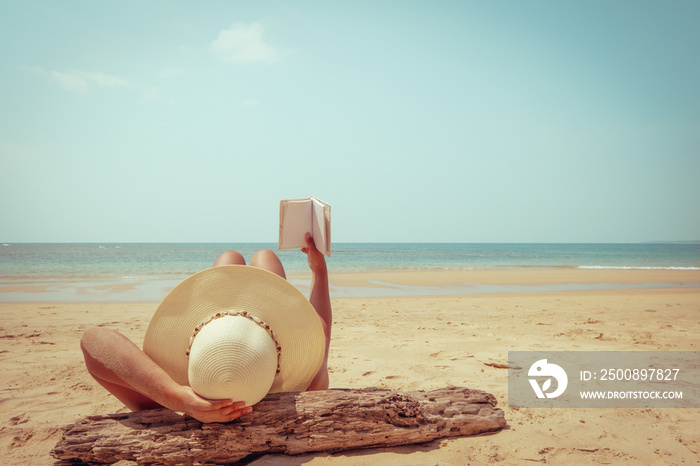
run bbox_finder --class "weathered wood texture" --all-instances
[52,386,506,464]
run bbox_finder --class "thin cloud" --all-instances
[23,66,171,103]
[211,21,278,64]
[50,70,90,94]
[80,71,127,88]
[48,69,128,94]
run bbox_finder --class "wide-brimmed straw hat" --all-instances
[143,265,325,406]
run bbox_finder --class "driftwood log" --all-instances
[52,386,505,464]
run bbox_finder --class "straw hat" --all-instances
[143,265,325,406]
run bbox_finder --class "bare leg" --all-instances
[213,250,246,267]
[250,249,287,279]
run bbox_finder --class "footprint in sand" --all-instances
[10,414,29,426]
[10,429,34,448]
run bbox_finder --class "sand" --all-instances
[1,269,698,465]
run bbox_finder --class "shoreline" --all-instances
[1,268,698,302]
[324,267,700,286]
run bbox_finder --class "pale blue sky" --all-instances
[1,1,698,243]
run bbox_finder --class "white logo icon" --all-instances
[528,359,568,398]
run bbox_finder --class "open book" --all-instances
[278,197,331,257]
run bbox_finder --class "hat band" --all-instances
[186,311,282,375]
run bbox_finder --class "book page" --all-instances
[311,197,331,256]
[278,197,331,256]
[278,198,312,250]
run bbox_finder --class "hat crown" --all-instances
[187,315,278,406]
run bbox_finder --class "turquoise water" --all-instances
[1,243,698,301]
[1,242,698,281]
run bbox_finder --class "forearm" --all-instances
[307,267,332,390]
[81,328,184,409]
[82,327,250,422]
[309,267,332,337]
[118,352,184,411]
[302,232,332,390]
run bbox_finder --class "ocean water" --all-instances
[1,243,698,301]
[1,242,699,282]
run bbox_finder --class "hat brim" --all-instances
[143,265,325,396]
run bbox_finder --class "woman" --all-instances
[80,233,331,423]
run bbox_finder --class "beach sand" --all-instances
[1,269,698,465]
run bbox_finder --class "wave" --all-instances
[578,266,700,271]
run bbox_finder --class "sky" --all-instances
[1,0,699,243]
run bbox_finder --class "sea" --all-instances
[1,243,698,301]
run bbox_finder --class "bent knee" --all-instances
[251,249,286,278]
[251,249,278,262]
[214,250,246,266]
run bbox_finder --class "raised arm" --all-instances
[301,232,332,390]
